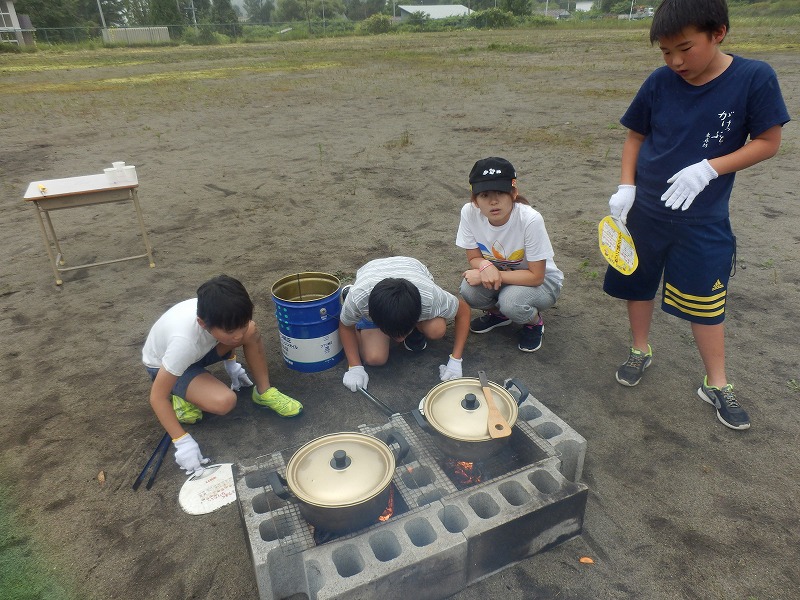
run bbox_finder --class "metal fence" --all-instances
[21,25,184,45]
[14,21,350,46]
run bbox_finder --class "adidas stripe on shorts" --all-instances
[603,207,735,325]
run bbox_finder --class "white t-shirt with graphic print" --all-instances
[456,202,563,284]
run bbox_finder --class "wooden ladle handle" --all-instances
[478,370,512,439]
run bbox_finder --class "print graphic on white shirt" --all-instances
[477,241,525,270]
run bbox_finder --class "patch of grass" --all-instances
[515,126,595,151]
[582,87,634,99]
[330,270,353,284]
[788,379,800,393]
[577,259,599,280]
[1,62,340,95]
[0,484,75,600]
[486,42,547,53]
[385,129,412,149]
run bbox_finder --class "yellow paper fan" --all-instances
[598,215,638,275]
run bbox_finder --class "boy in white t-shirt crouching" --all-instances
[142,275,302,475]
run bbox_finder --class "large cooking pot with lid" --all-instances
[266,430,408,534]
[413,377,529,462]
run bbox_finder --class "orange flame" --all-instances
[444,458,483,485]
[378,485,395,522]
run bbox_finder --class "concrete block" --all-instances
[506,379,587,482]
[443,457,588,584]
[234,385,588,600]
[308,504,468,600]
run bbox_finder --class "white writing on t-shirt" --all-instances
[703,110,734,148]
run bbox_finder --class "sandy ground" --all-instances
[1,26,799,600]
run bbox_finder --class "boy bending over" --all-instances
[143,275,302,474]
[339,256,471,392]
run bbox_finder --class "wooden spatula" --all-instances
[478,370,512,439]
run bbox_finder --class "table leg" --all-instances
[131,189,155,268]
[42,210,65,265]
[33,203,63,285]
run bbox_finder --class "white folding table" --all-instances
[24,172,155,285]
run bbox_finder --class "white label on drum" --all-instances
[279,332,343,363]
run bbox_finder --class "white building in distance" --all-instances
[0,0,24,45]
[397,5,472,20]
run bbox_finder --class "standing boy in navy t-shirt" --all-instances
[603,0,790,430]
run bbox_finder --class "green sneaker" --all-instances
[172,395,202,424]
[252,386,303,417]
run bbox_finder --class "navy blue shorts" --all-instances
[603,206,735,325]
[146,346,232,399]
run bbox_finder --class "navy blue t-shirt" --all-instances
[622,55,790,224]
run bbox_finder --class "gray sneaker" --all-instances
[697,378,750,431]
[615,345,652,387]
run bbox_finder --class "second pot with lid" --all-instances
[267,430,408,534]
[416,377,524,462]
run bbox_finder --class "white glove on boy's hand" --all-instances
[173,433,210,476]
[224,359,253,391]
[342,365,369,392]
[608,184,636,225]
[661,159,718,211]
[438,355,463,382]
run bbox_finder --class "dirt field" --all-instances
[1,25,798,600]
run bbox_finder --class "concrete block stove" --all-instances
[234,382,587,600]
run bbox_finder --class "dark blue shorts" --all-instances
[146,346,232,399]
[603,206,735,325]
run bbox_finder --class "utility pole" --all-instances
[189,0,198,27]
[96,0,107,29]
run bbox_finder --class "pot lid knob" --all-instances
[461,393,479,411]
[330,449,351,470]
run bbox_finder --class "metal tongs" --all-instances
[357,386,398,417]
[132,432,171,490]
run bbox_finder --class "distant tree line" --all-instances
[13,0,798,30]
[14,0,239,28]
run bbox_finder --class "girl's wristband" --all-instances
[479,261,494,272]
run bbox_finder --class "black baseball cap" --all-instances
[469,157,517,194]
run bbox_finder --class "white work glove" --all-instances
[661,159,718,211]
[342,365,369,392]
[608,184,636,225]
[173,433,210,476]
[224,359,253,391]
[438,355,463,382]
